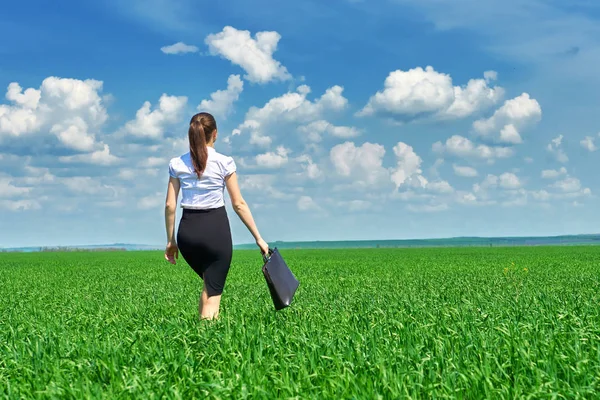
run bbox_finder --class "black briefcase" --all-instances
[262,248,299,310]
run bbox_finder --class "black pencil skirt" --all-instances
[176,206,233,297]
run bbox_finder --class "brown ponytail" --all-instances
[188,112,217,178]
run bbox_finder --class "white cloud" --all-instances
[20,166,55,186]
[297,195,321,212]
[357,66,503,121]
[50,117,97,152]
[138,157,167,168]
[238,174,292,200]
[390,142,425,189]
[63,177,116,196]
[531,190,551,201]
[426,180,454,193]
[242,85,346,125]
[0,177,31,198]
[498,124,522,144]
[6,82,40,110]
[484,71,498,81]
[471,172,521,196]
[298,120,361,140]
[0,199,41,212]
[205,26,291,84]
[472,93,542,144]
[541,167,567,179]
[0,77,109,156]
[232,85,347,147]
[330,141,389,186]
[580,135,597,152]
[59,144,120,166]
[118,169,137,181]
[296,155,322,180]
[255,146,290,168]
[432,135,514,161]
[455,189,498,207]
[197,74,243,119]
[498,172,521,189]
[160,42,199,55]
[429,158,444,178]
[550,177,582,193]
[453,164,478,177]
[138,192,163,210]
[122,93,187,140]
[547,134,568,163]
[407,203,449,213]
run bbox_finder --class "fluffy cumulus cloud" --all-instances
[0,176,32,199]
[550,177,582,193]
[297,195,321,212]
[357,66,503,122]
[472,93,542,144]
[477,173,521,190]
[205,26,291,84]
[295,155,322,180]
[197,74,243,119]
[390,142,426,189]
[297,120,360,141]
[255,146,290,168]
[453,164,478,177]
[329,140,428,193]
[541,167,567,179]
[544,174,591,201]
[330,141,389,187]
[231,84,348,147]
[547,135,568,163]
[432,135,514,162]
[580,134,598,152]
[498,172,521,189]
[121,93,187,140]
[0,77,119,163]
[59,144,120,166]
[453,167,591,208]
[160,42,199,55]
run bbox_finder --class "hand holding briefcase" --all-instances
[262,248,299,310]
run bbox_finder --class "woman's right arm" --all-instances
[225,172,269,255]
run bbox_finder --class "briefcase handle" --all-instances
[262,247,275,263]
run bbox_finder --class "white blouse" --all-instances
[168,147,237,209]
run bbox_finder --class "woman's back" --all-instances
[168,146,236,210]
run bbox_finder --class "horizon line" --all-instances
[2,232,600,250]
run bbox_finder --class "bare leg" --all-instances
[199,281,222,320]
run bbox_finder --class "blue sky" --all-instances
[1,0,599,247]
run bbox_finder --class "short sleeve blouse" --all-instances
[168,147,236,209]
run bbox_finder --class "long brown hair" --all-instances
[188,112,217,178]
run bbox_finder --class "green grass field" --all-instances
[1,247,600,398]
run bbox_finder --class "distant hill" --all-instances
[232,234,600,250]
[2,234,599,253]
[0,243,162,253]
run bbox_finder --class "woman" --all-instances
[164,112,269,320]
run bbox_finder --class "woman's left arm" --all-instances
[164,176,180,264]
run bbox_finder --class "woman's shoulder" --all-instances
[211,148,235,162]
[211,148,237,175]
[169,152,190,164]
[168,152,192,173]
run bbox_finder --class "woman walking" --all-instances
[164,112,269,320]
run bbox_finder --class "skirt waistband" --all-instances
[181,205,225,214]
